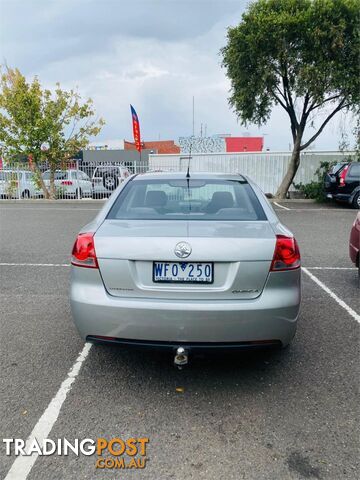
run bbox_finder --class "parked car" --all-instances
[70,172,301,366]
[42,169,92,198]
[349,212,360,286]
[324,161,360,208]
[0,169,42,199]
[91,165,131,198]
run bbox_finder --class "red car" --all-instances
[349,212,360,285]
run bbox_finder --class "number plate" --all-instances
[153,262,213,283]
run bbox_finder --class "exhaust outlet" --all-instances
[174,347,189,368]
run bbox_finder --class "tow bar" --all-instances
[174,347,189,369]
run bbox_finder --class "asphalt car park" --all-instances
[0,201,359,480]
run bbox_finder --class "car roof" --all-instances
[133,171,247,182]
[0,169,29,173]
[95,165,125,168]
[43,169,77,172]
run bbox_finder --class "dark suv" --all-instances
[324,162,360,208]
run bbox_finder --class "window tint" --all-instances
[107,178,266,221]
[349,162,360,177]
[93,166,119,177]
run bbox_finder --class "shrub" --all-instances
[294,161,336,202]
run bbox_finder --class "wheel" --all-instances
[352,192,360,209]
[21,190,30,199]
[76,188,83,199]
[103,174,119,191]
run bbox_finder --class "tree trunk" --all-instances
[275,137,302,199]
[38,170,50,199]
[49,167,56,200]
[29,160,50,199]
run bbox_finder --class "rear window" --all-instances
[107,178,266,221]
[93,166,120,177]
[330,163,347,174]
[42,171,68,180]
[349,162,360,176]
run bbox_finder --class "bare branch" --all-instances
[307,94,343,113]
[300,100,348,150]
[281,64,299,128]
[270,89,288,111]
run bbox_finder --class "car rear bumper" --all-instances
[86,336,282,351]
[327,192,351,203]
[70,267,301,347]
[349,243,359,266]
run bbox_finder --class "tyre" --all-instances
[103,174,119,191]
[352,192,360,209]
[21,190,30,199]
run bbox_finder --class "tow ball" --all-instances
[174,347,189,369]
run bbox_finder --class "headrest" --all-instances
[145,190,167,207]
[209,191,234,208]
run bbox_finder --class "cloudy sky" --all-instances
[0,0,354,150]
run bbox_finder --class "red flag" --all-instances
[130,105,142,152]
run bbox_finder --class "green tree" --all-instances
[221,0,360,198]
[0,67,104,198]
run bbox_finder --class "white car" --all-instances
[0,169,42,199]
[91,165,131,198]
[42,169,92,199]
[70,172,301,366]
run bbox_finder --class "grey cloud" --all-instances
[0,0,353,149]
[1,0,242,71]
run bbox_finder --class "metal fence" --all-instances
[0,150,355,200]
[148,150,356,194]
[0,161,140,200]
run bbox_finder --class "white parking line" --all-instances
[302,267,360,324]
[0,207,99,211]
[4,343,92,480]
[273,202,291,210]
[0,263,69,267]
[279,208,355,212]
[305,266,356,270]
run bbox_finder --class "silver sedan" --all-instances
[70,172,301,363]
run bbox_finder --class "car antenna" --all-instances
[186,137,193,212]
[186,137,192,179]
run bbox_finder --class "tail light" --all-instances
[339,165,349,187]
[61,180,73,186]
[270,235,300,271]
[71,233,98,268]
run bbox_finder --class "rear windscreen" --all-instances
[107,178,267,221]
[330,163,347,174]
[42,171,68,180]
